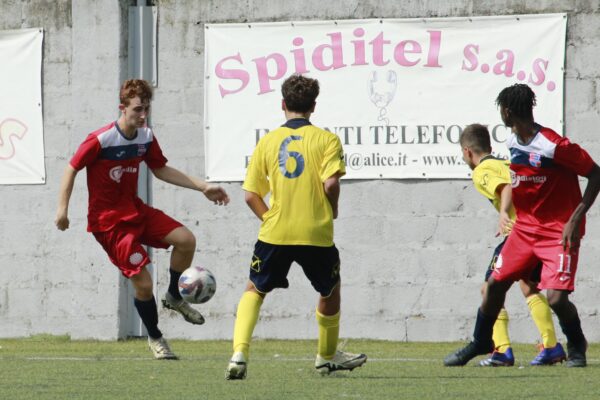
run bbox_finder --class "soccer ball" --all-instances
[178,266,217,304]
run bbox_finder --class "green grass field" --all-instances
[1,336,600,399]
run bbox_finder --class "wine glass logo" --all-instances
[368,70,397,126]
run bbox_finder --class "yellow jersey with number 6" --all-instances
[243,119,345,246]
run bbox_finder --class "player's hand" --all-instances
[202,185,230,206]
[495,212,513,237]
[55,211,70,231]
[561,218,581,250]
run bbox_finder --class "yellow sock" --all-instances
[232,291,263,359]
[527,293,557,348]
[492,308,511,353]
[316,310,340,360]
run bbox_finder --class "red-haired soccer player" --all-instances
[55,79,229,360]
[446,84,600,367]
[225,74,367,380]
[460,123,565,366]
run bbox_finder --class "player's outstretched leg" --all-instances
[162,290,205,325]
[162,227,205,325]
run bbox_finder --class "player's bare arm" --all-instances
[324,172,342,219]
[495,183,514,237]
[55,165,78,231]
[152,165,230,205]
[562,163,600,250]
[244,190,268,221]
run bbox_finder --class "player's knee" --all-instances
[175,229,196,252]
[546,291,568,309]
[133,281,154,299]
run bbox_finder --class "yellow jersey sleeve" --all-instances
[242,140,270,198]
[472,160,509,201]
[320,134,346,182]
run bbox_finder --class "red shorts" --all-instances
[492,227,579,291]
[93,205,182,278]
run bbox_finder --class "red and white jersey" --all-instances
[70,121,168,232]
[507,124,595,238]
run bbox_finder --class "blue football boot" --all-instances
[530,343,567,366]
[479,347,515,367]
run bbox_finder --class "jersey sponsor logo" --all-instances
[511,171,547,188]
[129,252,144,265]
[529,152,542,167]
[109,165,138,183]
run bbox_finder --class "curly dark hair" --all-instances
[119,79,153,105]
[281,74,319,113]
[495,83,536,120]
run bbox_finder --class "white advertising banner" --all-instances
[0,28,45,184]
[204,14,566,180]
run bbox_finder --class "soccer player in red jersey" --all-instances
[55,79,229,359]
[445,84,600,367]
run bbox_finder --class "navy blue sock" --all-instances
[134,297,162,339]
[168,269,183,300]
[473,308,495,350]
[559,315,586,345]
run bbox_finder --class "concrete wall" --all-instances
[1,0,599,343]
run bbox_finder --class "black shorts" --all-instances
[248,240,341,297]
[485,238,541,283]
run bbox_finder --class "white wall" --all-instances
[1,0,599,343]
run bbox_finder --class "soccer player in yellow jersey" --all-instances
[458,123,565,366]
[225,75,367,380]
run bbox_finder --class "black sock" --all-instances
[559,315,586,346]
[168,269,183,300]
[134,297,162,339]
[473,308,495,349]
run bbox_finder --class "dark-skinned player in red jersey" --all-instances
[445,84,600,368]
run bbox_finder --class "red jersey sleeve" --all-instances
[145,135,168,169]
[70,134,101,170]
[553,137,595,176]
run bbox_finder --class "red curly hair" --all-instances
[119,79,153,106]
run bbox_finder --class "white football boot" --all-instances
[226,351,248,380]
[148,336,178,360]
[162,292,205,325]
[315,350,367,375]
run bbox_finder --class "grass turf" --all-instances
[1,336,600,399]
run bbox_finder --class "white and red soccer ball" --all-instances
[178,266,217,304]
